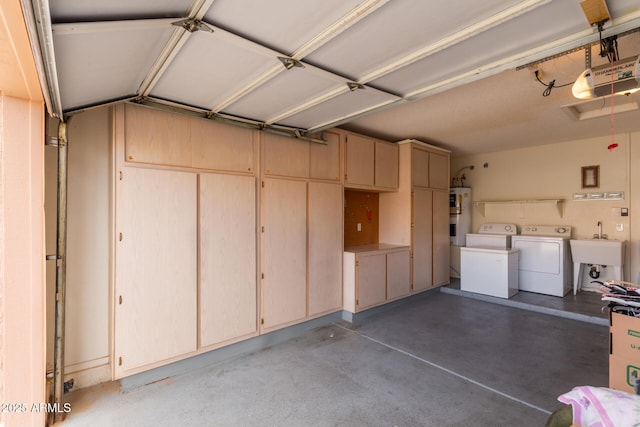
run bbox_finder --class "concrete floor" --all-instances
[60,290,609,426]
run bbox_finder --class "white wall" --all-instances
[452,132,640,283]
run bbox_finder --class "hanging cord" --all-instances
[610,59,616,149]
[534,70,573,97]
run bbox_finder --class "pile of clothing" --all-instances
[595,279,640,317]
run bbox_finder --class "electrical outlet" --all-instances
[616,223,624,232]
[357,223,362,232]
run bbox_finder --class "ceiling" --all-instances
[25,0,640,156]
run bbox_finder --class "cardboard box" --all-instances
[609,312,640,359]
[609,354,640,394]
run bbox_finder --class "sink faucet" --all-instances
[594,221,606,239]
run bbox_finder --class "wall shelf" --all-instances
[474,199,564,217]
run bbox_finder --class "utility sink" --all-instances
[569,239,624,266]
[569,239,625,295]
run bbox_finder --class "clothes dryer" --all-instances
[511,225,572,297]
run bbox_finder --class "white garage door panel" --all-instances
[53,22,175,111]
[150,30,277,110]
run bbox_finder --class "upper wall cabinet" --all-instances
[345,132,375,187]
[411,147,449,190]
[429,152,449,190]
[124,105,192,167]
[344,131,398,191]
[412,148,430,188]
[191,119,254,173]
[309,130,340,181]
[375,139,399,189]
[123,104,256,174]
[263,133,310,178]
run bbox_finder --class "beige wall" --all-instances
[1,0,47,426]
[44,109,112,388]
[452,132,640,282]
[0,95,46,427]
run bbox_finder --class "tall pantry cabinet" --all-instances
[260,132,343,332]
[380,140,450,292]
[114,104,260,378]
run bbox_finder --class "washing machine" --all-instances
[511,225,572,297]
[460,223,519,298]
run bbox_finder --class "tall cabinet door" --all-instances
[432,190,451,285]
[116,167,197,376]
[308,182,343,316]
[199,173,257,347]
[262,179,307,330]
[412,188,433,292]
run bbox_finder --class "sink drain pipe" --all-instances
[589,264,601,279]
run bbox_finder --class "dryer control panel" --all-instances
[521,225,572,238]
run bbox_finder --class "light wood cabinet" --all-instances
[116,167,197,377]
[263,133,310,178]
[191,119,255,173]
[310,131,340,181]
[344,131,399,191]
[429,152,449,190]
[379,140,450,294]
[386,250,412,300]
[412,188,433,292]
[375,139,399,189]
[123,104,257,174]
[261,178,308,331]
[308,182,343,316]
[356,253,387,309]
[412,148,430,188]
[199,173,257,347]
[345,132,375,187]
[432,190,451,285]
[124,105,192,167]
[343,245,411,313]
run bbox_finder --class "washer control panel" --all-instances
[477,223,518,235]
[521,225,572,237]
